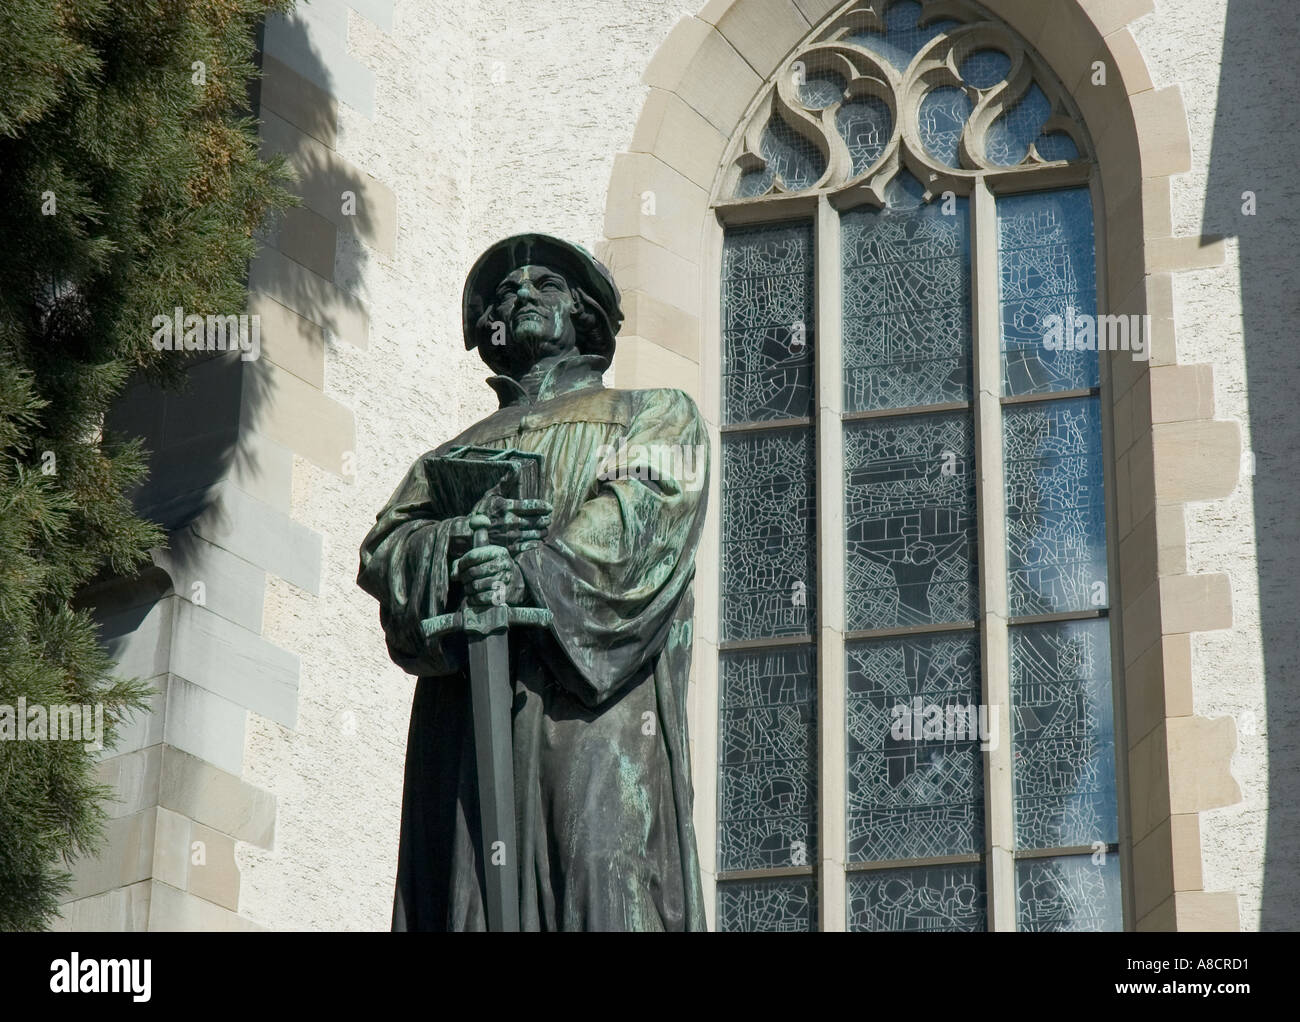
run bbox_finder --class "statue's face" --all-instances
[488,264,578,369]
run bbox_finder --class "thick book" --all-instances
[421,445,546,517]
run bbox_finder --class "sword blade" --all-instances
[467,625,519,932]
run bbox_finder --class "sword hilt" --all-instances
[421,604,553,638]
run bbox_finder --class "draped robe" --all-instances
[357,354,709,931]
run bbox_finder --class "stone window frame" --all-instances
[600,0,1242,931]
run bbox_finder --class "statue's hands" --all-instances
[478,496,553,557]
[452,527,527,608]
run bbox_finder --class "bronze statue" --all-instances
[357,235,709,931]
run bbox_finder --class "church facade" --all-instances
[55,0,1297,931]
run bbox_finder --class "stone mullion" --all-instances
[970,175,1016,931]
[814,194,847,931]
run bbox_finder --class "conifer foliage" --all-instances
[0,0,292,929]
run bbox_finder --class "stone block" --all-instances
[190,479,323,595]
[260,110,396,258]
[159,745,276,849]
[596,236,701,316]
[262,9,375,119]
[153,806,192,892]
[241,359,356,479]
[1158,573,1232,635]
[676,29,765,135]
[65,808,157,902]
[631,88,730,190]
[274,204,338,282]
[162,674,250,776]
[227,429,296,516]
[147,880,262,932]
[168,602,300,729]
[604,152,710,264]
[621,290,701,363]
[1152,420,1241,504]
[1149,364,1214,424]
[1130,88,1193,178]
[1174,890,1241,932]
[1146,235,1227,274]
[153,534,268,635]
[249,247,368,348]
[1078,0,1155,37]
[259,53,337,149]
[706,0,811,80]
[1128,722,1170,843]
[53,881,152,932]
[187,822,241,912]
[1137,895,1177,931]
[613,337,702,401]
[95,745,164,820]
[248,293,326,390]
[1167,715,1240,814]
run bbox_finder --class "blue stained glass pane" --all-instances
[986,82,1053,166]
[1036,131,1079,162]
[841,172,970,411]
[1012,619,1117,849]
[919,86,973,167]
[1016,854,1123,931]
[732,118,826,198]
[997,188,1099,396]
[734,168,771,199]
[846,633,984,862]
[763,117,826,191]
[718,877,816,931]
[844,413,978,630]
[844,2,961,71]
[719,646,817,871]
[848,863,987,931]
[722,222,815,424]
[799,70,847,109]
[960,48,1011,89]
[721,429,816,640]
[836,96,892,177]
[1003,398,1108,616]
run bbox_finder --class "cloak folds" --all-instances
[357,356,709,931]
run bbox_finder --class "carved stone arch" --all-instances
[600,0,1242,931]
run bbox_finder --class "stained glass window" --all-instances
[718,221,818,929]
[841,172,971,412]
[999,192,1120,930]
[848,863,987,931]
[998,188,1098,396]
[844,1,959,71]
[836,97,893,178]
[718,876,817,932]
[1011,619,1117,850]
[719,646,817,870]
[1016,854,1123,931]
[844,413,977,630]
[722,221,816,424]
[846,634,983,862]
[715,1,1121,933]
[1004,398,1108,616]
[918,87,973,168]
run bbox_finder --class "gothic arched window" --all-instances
[715,0,1126,931]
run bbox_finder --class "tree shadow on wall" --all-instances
[96,9,373,617]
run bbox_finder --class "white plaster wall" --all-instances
[236,0,684,930]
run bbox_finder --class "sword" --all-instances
[419,457,551,932]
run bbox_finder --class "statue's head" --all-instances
[463,234,623,378]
